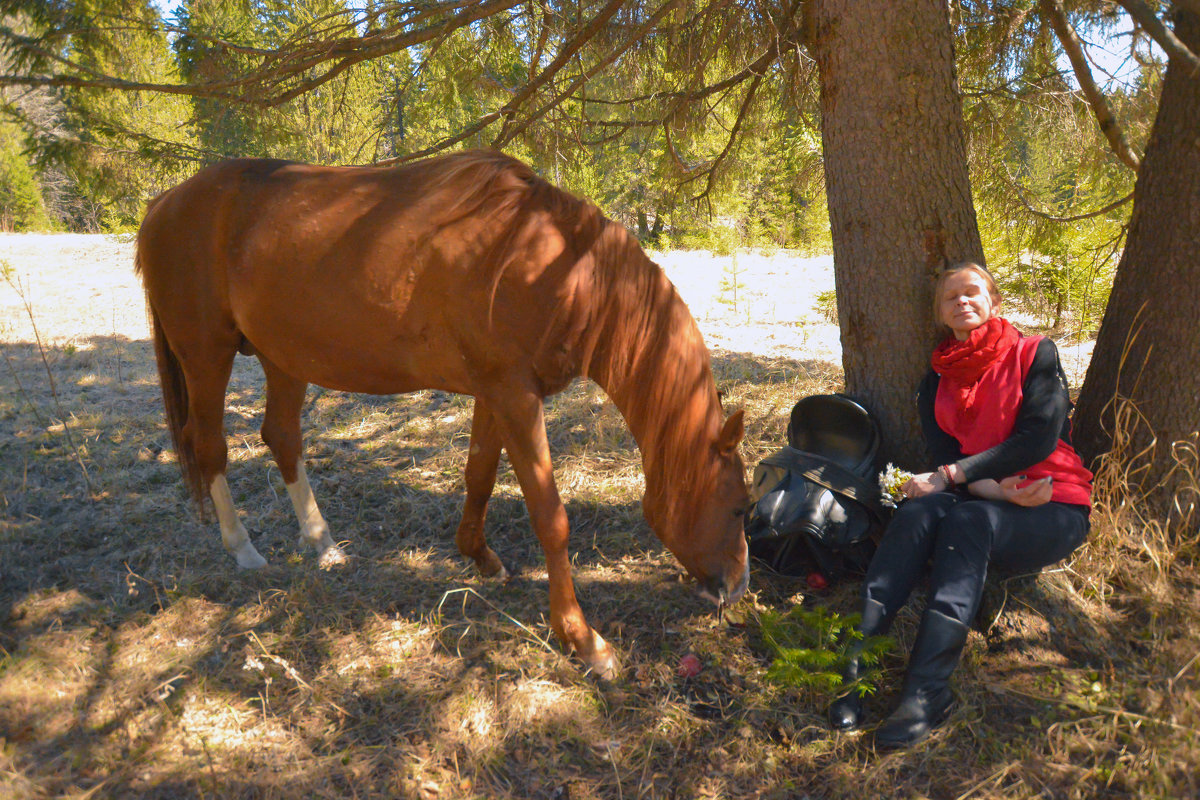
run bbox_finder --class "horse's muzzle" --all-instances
[698,560,749,609]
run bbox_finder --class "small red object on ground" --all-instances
[677,653,702,678]
[806,571,829,591]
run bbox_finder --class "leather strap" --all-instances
[759,446,889,526]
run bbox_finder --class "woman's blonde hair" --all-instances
[932,261,1001,327]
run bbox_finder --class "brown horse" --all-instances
[136,150,749,677]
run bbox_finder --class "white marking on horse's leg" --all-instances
[285,463,331,548]
[210,474,267,569]
[285,463,344,566]
[583,629,618,681]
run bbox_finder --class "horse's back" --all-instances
[136,152,606,397]
[140,153,536,276]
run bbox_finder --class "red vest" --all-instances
[935,335,1092,506]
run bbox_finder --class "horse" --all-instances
[135,149,750,678]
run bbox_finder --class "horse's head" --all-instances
[651,409,750,609]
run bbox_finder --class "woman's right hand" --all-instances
[902,471,947,499]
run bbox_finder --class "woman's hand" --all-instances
[998,475,1053,506]
[968,476,1053,506]
[902,471,947,499]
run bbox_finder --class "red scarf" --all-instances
[930,317,1020,415]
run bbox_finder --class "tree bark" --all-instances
[807,0,984,468]
[1074,6,1200,529]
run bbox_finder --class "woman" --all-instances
[828,261,1093,748]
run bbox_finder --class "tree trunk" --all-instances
[807,0,984,468]
[1073,7,1200,529]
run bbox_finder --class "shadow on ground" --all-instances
[1,334,1187,799]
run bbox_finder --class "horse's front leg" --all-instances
[486,390,617,679]
[455,398,508,579]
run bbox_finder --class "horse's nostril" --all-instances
[721,561,750,606]
[697,575,722,604]
[701,574,735,608]
[697,556,749,608]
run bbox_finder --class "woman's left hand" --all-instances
[996,475,1053,507]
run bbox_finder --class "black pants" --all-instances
[863,492,1090,627]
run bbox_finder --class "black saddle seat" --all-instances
[787,394,879,475]
[745,393,884,579]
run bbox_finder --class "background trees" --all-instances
[1073,3,1200,532]
[1,0,1194,523]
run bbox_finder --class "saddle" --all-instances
[745,394,888,581]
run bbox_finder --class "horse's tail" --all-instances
[138,246,206,515]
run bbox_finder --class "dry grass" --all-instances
[1,235,1198,799]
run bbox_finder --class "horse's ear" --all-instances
[717,409,745,454]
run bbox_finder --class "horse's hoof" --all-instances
[316,543,348,569]
[580,632,619,681]
[233,542,267,569]
[475,548,509,581]
[585,650,619,682]
[300,530,335,553]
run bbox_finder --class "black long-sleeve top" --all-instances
[916,338,1075,482]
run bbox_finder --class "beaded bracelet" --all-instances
[938,463,955,487]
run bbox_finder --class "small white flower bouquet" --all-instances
[878,463,914,508]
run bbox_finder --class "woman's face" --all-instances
[939,269,1000,340]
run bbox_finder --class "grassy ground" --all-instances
[1,239,1197,799]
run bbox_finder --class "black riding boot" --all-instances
[874,608,970,749]
[828,598,891,730]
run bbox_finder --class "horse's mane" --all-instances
[565,218,726,534]
[416,150,538,226]
[407,151,725,531]
[417,150,604,241]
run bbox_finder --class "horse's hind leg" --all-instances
[455,398,508,579]
[182,349,268,569]
[259,357,344,567]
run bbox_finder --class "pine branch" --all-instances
[1004,160,1135,223]
[376,111,503,165]
[0,0,525,105]
[256,0,526,107]
[688,70,765,202]
[491,0,626,146]
[492,0,684,149]
[1113,0,1200,77]
[525,1,551,84]
[1042,0,1141,170]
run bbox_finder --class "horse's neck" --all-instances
[583,246,719,523]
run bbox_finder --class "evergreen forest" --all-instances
[1,1,1163,337]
